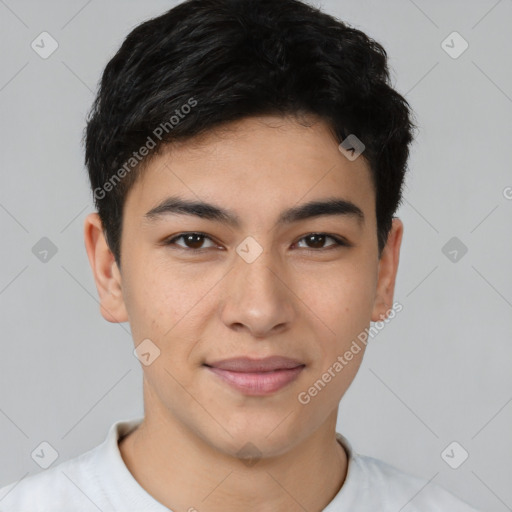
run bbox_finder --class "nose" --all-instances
[220,246,295,338]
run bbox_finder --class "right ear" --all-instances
[83,212,129,323]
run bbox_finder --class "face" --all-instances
[85,114,402,458]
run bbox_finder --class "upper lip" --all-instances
[204,356,305,372]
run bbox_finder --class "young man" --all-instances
[0,0,481,510]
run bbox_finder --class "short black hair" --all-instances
[84,0,417,268]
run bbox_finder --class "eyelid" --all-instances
[294,233,351,249]
[163,232,351,251]
[163,232,221,249]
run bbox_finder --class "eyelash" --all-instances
[162,232,350,253]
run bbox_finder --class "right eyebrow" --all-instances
[144,195,365,229]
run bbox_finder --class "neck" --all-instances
[119,387,348,512]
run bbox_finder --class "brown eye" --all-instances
[295,233,347,250]
[165,233,217,250]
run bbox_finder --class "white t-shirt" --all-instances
[0,416,480,512]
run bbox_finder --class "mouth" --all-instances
[203,356,305,396]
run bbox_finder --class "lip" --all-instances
[204,356,305,396]
[205,355,304,372]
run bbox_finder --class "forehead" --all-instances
[124,115,376,227]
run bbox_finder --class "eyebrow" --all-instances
[144,195,365,228]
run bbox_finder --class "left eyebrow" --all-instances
[278,197,365,227]
[144,195,365,228]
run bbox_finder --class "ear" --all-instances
[371,217,403,322]
[84,212,129,323]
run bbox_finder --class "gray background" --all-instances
[1,0,511,510]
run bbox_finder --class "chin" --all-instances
[206,415,307,459]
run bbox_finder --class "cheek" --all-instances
[119,257,174,343]
[122,257,217,344]
[300,259,377,348]
[296,264,375,409]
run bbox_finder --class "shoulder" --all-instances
[0,446,103,512]
[0,417,144,512]
[334,433,481,512]
[352,452,481,512]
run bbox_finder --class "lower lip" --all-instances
[205,365,305,395]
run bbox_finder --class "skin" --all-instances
[84,114,403,512]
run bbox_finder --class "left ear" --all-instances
[371,217,403,322]
[83,212,129,324]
